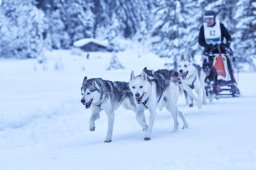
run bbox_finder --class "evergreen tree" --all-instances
[0,0,255,69]
[46,8,69,49]
[177,0,202,56]
[150,0,178,58]
[61,0,95,41]
[233,0,256,70]
[0,0,47,58]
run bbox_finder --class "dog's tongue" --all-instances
[136,94,144,104]
[182,74,186,79]
[182,72,188,79]
[85,99,93,108]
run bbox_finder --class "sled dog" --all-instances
[178,55,207,108]
[202,62,218,101]
[129,69,188,140]
[80,76,136,143]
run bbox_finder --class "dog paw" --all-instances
[104,139,112,143]
[144,137,151,141]
[182,125,188,129]
[89,126,95,131]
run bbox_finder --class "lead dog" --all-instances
[80,77,136,143]
[129,69,188,140]
[178,55,207,108]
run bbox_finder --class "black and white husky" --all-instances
[80,76,136,143]
[202,62,218,102]
[178,55,207,108]
[129,69,188,141]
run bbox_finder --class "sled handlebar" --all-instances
[204,44,233,56]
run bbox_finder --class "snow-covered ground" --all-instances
[0,49,256,170]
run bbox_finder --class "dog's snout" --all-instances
[135,93,140,98]
[81,99,85,104]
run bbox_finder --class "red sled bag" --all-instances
[214,54,226,78]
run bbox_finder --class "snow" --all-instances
[73,38,109,47]
[0,49,256,170]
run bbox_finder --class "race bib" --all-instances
[204,21,221,44]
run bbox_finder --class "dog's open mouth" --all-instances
[85,99,93,109]
[181,71,188,79]
[135,93,144,104]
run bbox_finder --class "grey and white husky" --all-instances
[178,55,207,108]
[129,69,188,141]
[80,76,136,143]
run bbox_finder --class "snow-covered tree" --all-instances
[106,54,124,70]
[0,0,47,58]
[176,0,202,56]
[61,0,95,41]
[233,0,256,71]
[150,1,178,58]
[0,0,255,69]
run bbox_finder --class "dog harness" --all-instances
[142,79,164,109]
[188,77,197,89]
[180,74,197,89]
[142,97,149,109]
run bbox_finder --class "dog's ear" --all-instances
[82,76,87,87]
[180,54,185,61]
[143,67,148,72]
[83,76,87,82]
[130,71,135,80]
[141,71,148,81]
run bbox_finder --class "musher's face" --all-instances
[204,17,215,27]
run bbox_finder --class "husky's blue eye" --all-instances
[139,86,143,89]
[86,92,90,95]
[132,86,135,89]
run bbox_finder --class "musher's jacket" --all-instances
[198,22,231,48]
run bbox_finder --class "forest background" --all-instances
[0,0,255,70]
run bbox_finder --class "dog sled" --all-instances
[202,44,240,98]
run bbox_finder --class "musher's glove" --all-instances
[220,43,226,47]
[206,44,214,51]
